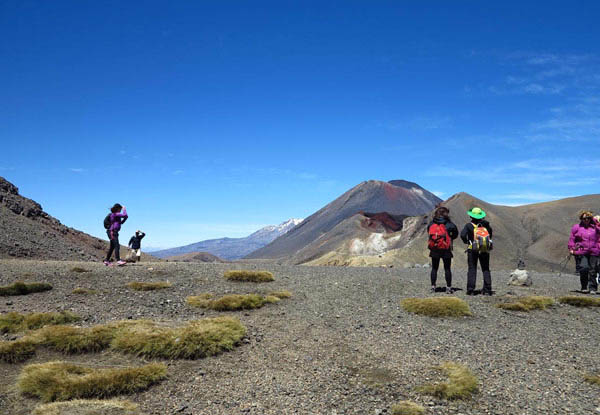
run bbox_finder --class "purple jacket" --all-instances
[568,220,600,256]
[109,208,128,233]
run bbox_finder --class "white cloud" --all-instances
[432,191,445,197]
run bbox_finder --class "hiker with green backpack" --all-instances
[427,206,459,293]
[460,207,493,295]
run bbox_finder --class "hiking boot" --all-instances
[116,260,127,266]
[482,290,493,296]
[103,260,112,266]
[446,287,453,294]
[581,289,590,294]
[430,285,436,293]
[466,290,474,296]
[590,290,598,295]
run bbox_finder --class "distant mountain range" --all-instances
[150,218,303,260]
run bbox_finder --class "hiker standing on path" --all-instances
[128,230,146,262]
[427,206,458,294]
[104,203,128,266]
[568,211,600,294]
[460,207,493,295]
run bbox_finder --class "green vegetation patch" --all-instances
[401,297,472,317]
[558,296,600,307]
[126,281,172,291]
[584,374,600,385]
[72,288,97,295]
[0,311,80,333]
[223,270,274,282]
[0,337,38,363]
[111,317,246,359]
[187,293,267,311]
[0,281,52,296]
[390,401,426,415]
[36,324,118,354]
[18,361,167,402]
[496,296,554,312]
[418,362,478,400]
[70,267,90,273]
[32,399,142,415]
[268,290,292,299]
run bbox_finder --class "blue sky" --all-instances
[2,1,599,249]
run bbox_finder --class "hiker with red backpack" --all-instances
[567,211,600,294]
[104,203,128,266]
[460,207,493,295]
[427,206,459,294]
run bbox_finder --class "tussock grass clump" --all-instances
[111,317,246,359]
[187,294,268,311]
[496,296,554,311]
[0,311,80,333]
[36,324,118,354]
[268,290,292,299]
[401,297,472,317]
[584,374,600,385]
[418,362,478,400]
[0,337,38,363]
[18,361,167,402]
[70,267,90,273]
[126,281,172,291]
[72,288,97,295]
[558,296,600,307]
[224,270,274,282]
[32,399,142,415]
[0,281,52,296]
[390,401,426,415]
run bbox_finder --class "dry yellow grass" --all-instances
[72,288,97,295]
[32,399,142,415]
[187,294,267,311]
[126,281,172,291]
[0,281,52,296]
[401,297,472,317]
[18,361,167,402]
[0,337,38,363]
[495,296,554,311]
[35,324,118,354]
[390,401,426,415]
[223,270,274,282]
[558,296,600,307]
[268,290,292,299]
[0,311,80,333]
[418,362,478,400]
[584,374,600,385]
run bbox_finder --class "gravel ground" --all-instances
[0,259,599,415]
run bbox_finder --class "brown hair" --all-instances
[434,205,450,219]
[579,210,593,220]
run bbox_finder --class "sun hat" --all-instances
[467,207,486,219]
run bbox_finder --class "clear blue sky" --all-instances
[2,1,599,249]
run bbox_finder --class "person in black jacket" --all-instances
[128,230,146,262]
[427,206,459,293]
[460,207,493,295]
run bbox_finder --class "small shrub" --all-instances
[111,317,246,359]
[584,374,600,385]
[390,401,426,415]
[496,296,554,312]
[418,362,478,400]
[32,399,142,415]
[70,267,90,273]
[268,290,292,299]
[187,294,267,311]
[401,297,472,317]
[224,270,274,282]
[0,281,52,296]
[264,295,281,304]
[17,361,167,402]
[127,281,172,291]
[0,337,38,363]
[36,324,118,354]
[72,288,97,294]
[558,296,600,307]
[0,311,80,333]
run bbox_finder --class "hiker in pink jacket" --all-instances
[568,211,600,293]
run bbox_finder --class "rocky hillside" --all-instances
[303,192,600,271]
[0,176,152,261]
[152,219,303,260]
[246,180,441,260]
[165,251,225,263]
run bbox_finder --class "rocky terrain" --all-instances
[165,251,225,263]
[1,259,599,414]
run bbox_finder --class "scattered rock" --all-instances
[507,269,532,286]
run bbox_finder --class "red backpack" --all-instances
[428,223,451,250]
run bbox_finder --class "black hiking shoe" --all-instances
[466,290,474,296]
[446,287,453,294]
[430,285,436,293]
[482,290,493,296]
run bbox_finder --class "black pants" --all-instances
[577,254,598,291]
[431,257,452,287]
[467,250,492,293]
[106,230,120,261]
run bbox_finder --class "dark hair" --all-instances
[434,206,450,219]
[110,203,123,213]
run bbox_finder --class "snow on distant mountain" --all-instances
[151,218,303,260]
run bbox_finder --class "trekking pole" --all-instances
[557,254,572,278]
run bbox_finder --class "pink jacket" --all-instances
[568,219,600,256]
